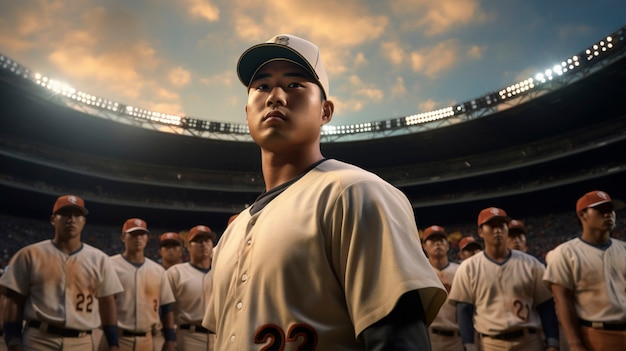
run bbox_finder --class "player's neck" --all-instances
[52,237,82,254]
[261,149,324,190]
[581,228,611,245]
[123,251,145,263]
[428,256,448,270]
[191,257,211,269]
[484,245,509,262]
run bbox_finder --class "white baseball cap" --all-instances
[237,34,329,99]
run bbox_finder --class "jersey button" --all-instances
[241,274,248,282]
[247,239,252,245]
[230,335,236,342]
[237,302,243,309]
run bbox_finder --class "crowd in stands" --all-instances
[2,207,624,272]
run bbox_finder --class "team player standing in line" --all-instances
[105,218,176,351]
[422,226,463,351]
[457,236,483,261]
[448,207,560,351]
[543,190,626,351]
[0,195,123,351]
[203,33,446,350]
[167,225,215,350]
[506,219,528,252]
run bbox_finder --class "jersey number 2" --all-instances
[254,323,318,351]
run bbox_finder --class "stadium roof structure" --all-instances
[1,25,625,143]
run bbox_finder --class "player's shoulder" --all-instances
[511,249,543,265]
[143,257,167,271]
[317,159,385,184]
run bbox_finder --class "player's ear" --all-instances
[321,100,334,125]
[50,214,55,226]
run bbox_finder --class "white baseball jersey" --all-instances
[448,250,552,335]
[0,240,123,330]
[204,159,446,351]
[166,262,212,325]
[430,262,460,331]
[109,255,175,332]
[543,237,626,322]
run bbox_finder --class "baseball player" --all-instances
[203,34,447,350]
[0,194,123,351]
[448,207,560,351]
[153,232,183,351]
[422,225,463,351]
[506,219,528,252]
[158,232,184,270]
[543,190,626,351]
[107,218,176,351]
[457,235,483,261]
[166,225,215,350]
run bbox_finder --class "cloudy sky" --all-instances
[1,0,624,126]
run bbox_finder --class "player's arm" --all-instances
[159,303,176,351]
[359,290,430,351]
[536,298,560,351]
[3,289,26,351]
[456,302,476,351]
[98,294,120,351]
[550,283,587,351]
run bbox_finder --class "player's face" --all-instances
[506,233,527,252]
[423,236,449,258]
[160,243,182,263]
[122,230,149,252]
[579,203,617,232]
[189,235,214,263]
[245,60,333,152]
[478,218,509,248]
[459,245,482,260]
[50,208,86,240]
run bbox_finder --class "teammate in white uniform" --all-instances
[506,219,528,252]
[422,226,463,351]
[0,195,122,351]
[448,207,560,351]
[203,33,446,351]
[543,190,626,351]
[167,225,215,350]
[107,218,176,351]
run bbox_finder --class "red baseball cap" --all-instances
[422,225,447,241]
[52,195,89,215]
[160,232,182,246]
[477,207,511,226]
[509,219,526,234]
[459,236,482,251]
[122,218,149,233]
[576,190,625,213]
[188,225,216,242]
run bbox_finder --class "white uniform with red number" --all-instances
[109,255,175,333]
[543,237,626,323]
[203,159,446,351]
[167,263,213,350]
[448,250,552,334]
[0,240,123,350]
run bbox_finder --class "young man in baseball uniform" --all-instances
[448,207,560,351]
[203,33,447,350]
[457,236,483,262]
[422,226,463,351]
[0,195,123,351]
[107,218,176,351]
[159,233,184,270]
[506,219,528,252]
[543,190,626,351]
[167,225,215,350]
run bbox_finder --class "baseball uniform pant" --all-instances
[580,327,626,351]
[118,331,153,351]
[152,329,164,351]
[23,325,93,351]
[428,328,463,351]
[479,329,543,351]
[176,328,213,351]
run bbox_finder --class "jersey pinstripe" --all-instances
[166,262,211,325]
[448,250,552,334]
[204,159,446,351]
[0,240,123,330]
[543,237,626,322]
[109,255,175,332]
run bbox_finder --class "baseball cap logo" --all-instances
[134,219,143,226]
[67,196,79,205]
[597,191,609,200]
[490,208,500,215]
[274,36,290,46]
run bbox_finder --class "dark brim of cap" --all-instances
[54,204,89,215]
[480,215,511,226]
[462,243,483,251]
[589,199,626,210]
[424,232,447,241]
[160,239,181,246]
[237,43,319,89]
